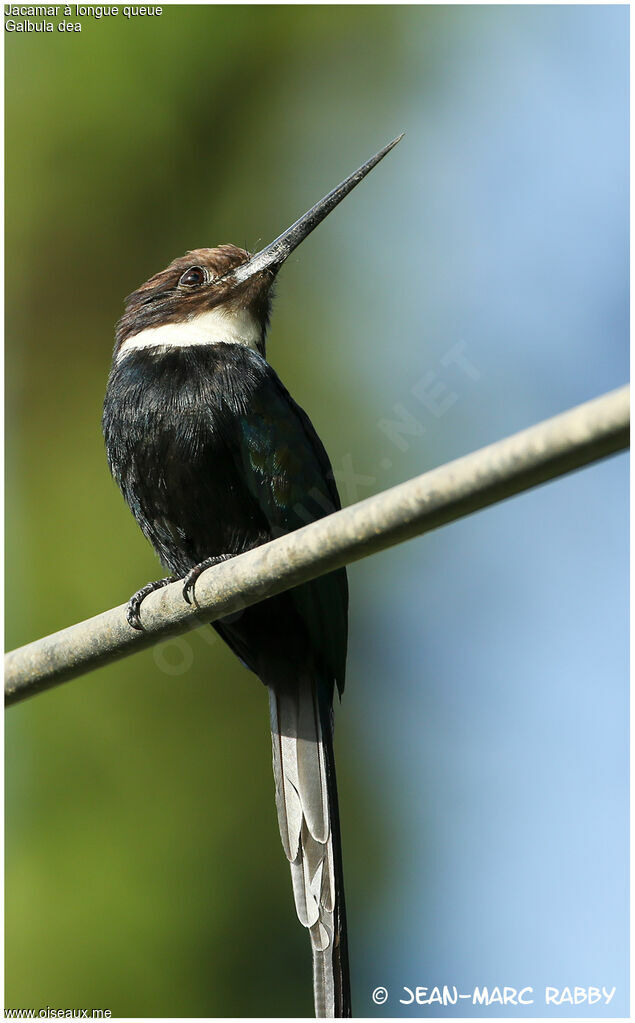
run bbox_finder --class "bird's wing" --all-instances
[233,367,348,696]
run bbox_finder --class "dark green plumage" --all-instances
[236,374,348,700]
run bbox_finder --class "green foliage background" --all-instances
[5,6,416,1017]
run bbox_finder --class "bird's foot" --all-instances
[182,554,235,605]
[126,576,175,631]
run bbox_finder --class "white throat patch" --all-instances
[117,306,261,362]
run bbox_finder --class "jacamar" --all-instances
[102,135,402,1017]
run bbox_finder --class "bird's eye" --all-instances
[179,265,208,287]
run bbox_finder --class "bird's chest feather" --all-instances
[103,345,272,568]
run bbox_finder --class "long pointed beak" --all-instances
[229,134,404,286]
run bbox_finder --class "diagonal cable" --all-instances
[5,384,629,707]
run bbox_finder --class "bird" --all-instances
[102,135,402,1018]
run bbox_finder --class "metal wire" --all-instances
[5,384,629,707]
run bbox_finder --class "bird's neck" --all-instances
[117,305,263,362]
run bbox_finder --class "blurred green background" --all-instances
[6,5,628,1019]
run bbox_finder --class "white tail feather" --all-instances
[269,678,340,1015]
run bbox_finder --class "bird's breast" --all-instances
[103,344,272,571]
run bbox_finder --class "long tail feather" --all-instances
[269,675,351,1018]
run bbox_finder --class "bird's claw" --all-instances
[126,600,144,632]
[126,576,174,631]
[182,554,233,605]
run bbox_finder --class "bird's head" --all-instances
[115,244,272,359]
[114,134,403,363]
